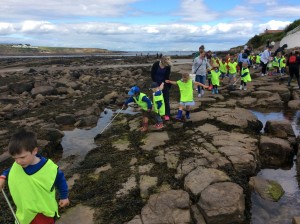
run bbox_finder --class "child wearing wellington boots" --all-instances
[123,86,152,132]
[165,73,208,121]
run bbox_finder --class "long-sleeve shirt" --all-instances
[151,61,171,88]
[260,49,272,64]
[124,94,152,110]
[192,56,211,76]
[1,154,68,199]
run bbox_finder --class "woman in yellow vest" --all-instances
[165,73,208,120]
[240,62,252,91]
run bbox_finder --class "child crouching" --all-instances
[165,73,208,120]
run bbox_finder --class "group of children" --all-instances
[0,54,253,224]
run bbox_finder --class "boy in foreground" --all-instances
[0,129,69,224]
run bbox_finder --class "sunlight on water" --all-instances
[250,110,300,224]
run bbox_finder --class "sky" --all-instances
[0,0,299,52]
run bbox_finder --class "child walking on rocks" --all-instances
[123,86,153,132]
[240,62,252,90]
[165,73,208,120]
[150,82,165,130]
[0,129,70,224]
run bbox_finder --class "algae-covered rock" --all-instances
[249,176,285,202]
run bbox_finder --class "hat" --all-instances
[128,86,140,96]
[150,82,159,89]
[199,45,205,49]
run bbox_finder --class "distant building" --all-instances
[280,25,300,49]
[263,29,283,34]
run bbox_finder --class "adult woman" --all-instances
[192,51,211,97]
[260,45,273,76]
[151,55,172,121]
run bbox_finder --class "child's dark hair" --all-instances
[8,129,37,155]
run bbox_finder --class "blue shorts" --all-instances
[179,101,195,107]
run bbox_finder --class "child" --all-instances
[123,86,152,132]
[165,73,208,120]
[227,57,238,84]
[210,64,222,94]
[240,62,252,91]
[0,129,69,224]
[150,82,165,129]
[279,54,286,76]
[219,57,228,83]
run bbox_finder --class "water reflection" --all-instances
[250,110,300,224]
[60,107,138,158]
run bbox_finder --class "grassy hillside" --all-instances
[247,19,300,49]
[0,45,113,55]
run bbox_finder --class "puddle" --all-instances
[60,107,138,159]
[250,110,300,223]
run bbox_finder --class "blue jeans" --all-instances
[195,75,206,93]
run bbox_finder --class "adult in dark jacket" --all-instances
[287,51,300,88]
[151,55,172,120]
[274,44,288,58]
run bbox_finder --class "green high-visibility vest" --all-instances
[211,70,221,86]
[241,67,252,82]
[8,159,59,224]
[177,79,193,102]
[133,92,149,111]
[153,91,165,116]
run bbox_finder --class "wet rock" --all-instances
[116,175,137,198]
[8,80,34,94]
[184,167,230,196]
[55,113,76,125]
[140,190,191,224]
[205,107,262,132]
[38,127,64,144]
[56,205,94,224]
[293,217,300,224]
[264,120,295,138]
[31,85,54,97]
[249,176,284,201]
[139,175,158,198]
[0,96,19,104]
[141,132,169,151]
[191,205,206,224]
[75,115,98,127]
[256,85,290,103]
[259,136,294,166]
[256,93,283,108]
[221,145,258,174]
[197,182,245,224]
[251,90,273,99]
[288,100,300,109]
[126,215,143,224]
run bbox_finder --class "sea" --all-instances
[0,51,196,59]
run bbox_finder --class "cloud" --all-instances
[0,0,141,20]
[177,0,219,22]
[248,0,278,6]
[0,23,15,35]
[258,20,291,32]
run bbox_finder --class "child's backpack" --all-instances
[289,55,296,64]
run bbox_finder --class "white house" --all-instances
[280,25,300,49]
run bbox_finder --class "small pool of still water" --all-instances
[60,107,138,158]
[250,110,300,224]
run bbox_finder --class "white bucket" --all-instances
[189,73,196,81]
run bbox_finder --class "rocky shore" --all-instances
[0,55,300,224]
